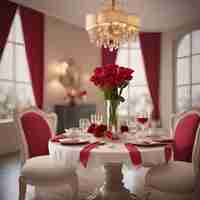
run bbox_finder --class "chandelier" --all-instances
[86,0,140,51]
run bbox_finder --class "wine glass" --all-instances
[90,113,103,125]
[136,111,149,133]
[79,118,90,133]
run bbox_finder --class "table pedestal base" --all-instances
[87,164,140,200]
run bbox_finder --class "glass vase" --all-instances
[106,99,119,138]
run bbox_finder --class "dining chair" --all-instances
[144,110,200,200]
[14,107,78,200]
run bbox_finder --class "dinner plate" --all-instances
[130,141,169,147]
[59,138,90,145]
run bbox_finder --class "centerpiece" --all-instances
[90,64,134,137]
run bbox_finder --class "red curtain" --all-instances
[139,32,161,121]
[19,6,44,109]
[101,47,118,65]
[0,1,17,60]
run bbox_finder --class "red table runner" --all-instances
[79,142,99,167]
[125,143,142,165]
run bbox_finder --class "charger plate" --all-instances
[59,138,90,145]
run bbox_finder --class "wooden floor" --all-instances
[0,152,148,200]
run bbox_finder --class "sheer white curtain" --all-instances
[116,39,152,119]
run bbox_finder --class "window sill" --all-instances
[0,118,13,123]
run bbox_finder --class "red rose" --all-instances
[87,123,97,134]
[79,90,87,97]
[94,124,107,137]
[90,64,134,89]
[120,125,129,133]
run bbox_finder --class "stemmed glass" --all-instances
[79,118,90,133]
[90,113,103,125]
[136,111,149,133]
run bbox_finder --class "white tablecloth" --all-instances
[49,139,169,169]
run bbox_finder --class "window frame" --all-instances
[175,29,200,112]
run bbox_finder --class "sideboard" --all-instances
[55,104,96,132]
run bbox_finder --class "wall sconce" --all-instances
[59,61,68,76]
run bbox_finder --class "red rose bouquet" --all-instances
[90,64,134,134]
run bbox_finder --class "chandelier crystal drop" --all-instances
[86,0,140,51]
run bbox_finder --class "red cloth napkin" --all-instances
[79,142,99,167]
[164,144,173,163]
[125,143,142,165]
[106,131,120,140]
[51,134,66,142]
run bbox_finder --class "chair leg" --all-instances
[70,173,79,200]
[19,176,27,200]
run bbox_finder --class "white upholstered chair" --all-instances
[14,107,78,200]
[145,110,200,200]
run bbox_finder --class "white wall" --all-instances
[44,16,104,112]
[160,21,200,129]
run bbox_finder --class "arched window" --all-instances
[0,10,35,119]
[116,39,152,119]
[176,30,200,112]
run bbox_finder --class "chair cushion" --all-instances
[174,113,200,162]
[21,112,52,158]
[21,156,75,186]
[145,161,195,194]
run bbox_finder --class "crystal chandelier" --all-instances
[86,0,140,51]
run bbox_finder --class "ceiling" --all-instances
[11,0,200,32]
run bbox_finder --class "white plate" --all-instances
[59,138,90,145]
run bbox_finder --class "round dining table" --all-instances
[49,134,172,200]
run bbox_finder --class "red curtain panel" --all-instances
[139,32,161,121]
[0,0,17,60]
[19,6,44,109]
[101,47,118,66]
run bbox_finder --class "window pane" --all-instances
[192,30,200,54]
[176,86,190,112]
[120,38,140,49]
[177,34,191,58]
[16,84,35,107]
[129,49,146,85]
[192,55,200,83]
[192,85,200,107]
[0,43,13,80]
[24,85,35,106]
[14,12,24,44]
[177,58,190,85]
[0,81,15,115]
[129,86,151,116]
[16,46,30,82]
[16,83,25,106]
[116,49,128,67]
[7,20,15,42]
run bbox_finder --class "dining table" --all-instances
[48,130,172,200]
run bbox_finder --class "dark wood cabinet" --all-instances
[55,104,96,132]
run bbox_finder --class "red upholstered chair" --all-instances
[145,110,200,200]
[15,107,78,200]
